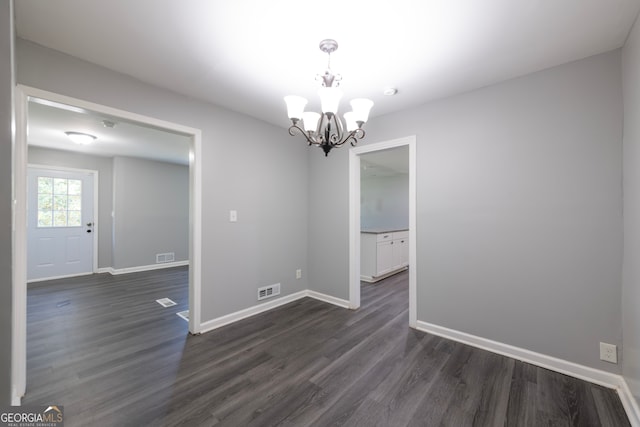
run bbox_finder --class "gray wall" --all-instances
[622,13,640,402]
[309,50,624,372]
[0,0,14,406]
[16,39,309,322]
[112,156,188,269]
[28,146,114,269]
[361,174,409,231]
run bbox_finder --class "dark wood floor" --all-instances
[24,267,629,426]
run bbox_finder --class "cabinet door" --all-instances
[376,240,394,276]
[391,239,403,270]
[399,237,409,267]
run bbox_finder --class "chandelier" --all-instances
[284,39,374,156]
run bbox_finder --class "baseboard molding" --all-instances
[416,320,640,425]
[11,388,21,406]
[618,378,640,427]
[98,260,189,275]
[199,290,308,334]
[27,271,93,283]
[199,289,351,334]
[415,321,620,388]
[306,290,351,308]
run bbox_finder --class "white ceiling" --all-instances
[28,99,191,164]
[15,0,640,160]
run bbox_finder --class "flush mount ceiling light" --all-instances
[65,131,97,145]
[284,39,374,156]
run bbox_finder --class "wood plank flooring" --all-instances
[24,268,630,426]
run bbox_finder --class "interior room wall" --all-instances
[112,156,188,269]
[308,50,624,373]
[0,0,14,406]
[622,13,640,402]
[27,146,114,269]
[16,39,309,323]
[361,174,409,231]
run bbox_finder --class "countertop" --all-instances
[361,228,409,234]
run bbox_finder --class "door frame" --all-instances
[12,85,203,404]
[349,135,417,326]
[27,164,99,281]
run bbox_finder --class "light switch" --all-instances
[229,210,237,222]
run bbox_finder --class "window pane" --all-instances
[53,195,67,211]
[37,211,52,227]
[68,210,82,227]
[68,195,81,211]
[38,177,53,194]
[36,176,85,228]
[54,178,68,195]
[37,194,52,211]
[53,210,67,227]
[68,179,82,196]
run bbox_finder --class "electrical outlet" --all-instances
[599,342,617,363]
[296,269,302,279]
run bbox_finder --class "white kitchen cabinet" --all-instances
[361,230,409,282]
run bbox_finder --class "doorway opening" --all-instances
[349,136,417,326]
[12,85,203,405]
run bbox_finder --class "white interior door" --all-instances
[27,167,95,281]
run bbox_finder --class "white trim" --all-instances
[619,378,640,427]
[27,272,93,284]
[189,127,203,334]
[27,164,100,276]
[12,85,204,405]
[97,260,189,275]
[306,290,351,308]
[199,291,308,333]
[199,289,351,334]
[12,84,27,406]
[419,320,640,425]
[8,1,18,406]
[416,320,640,424]
[416,320,620,388]
[349,136,417,326]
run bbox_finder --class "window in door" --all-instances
[36,176,82,228]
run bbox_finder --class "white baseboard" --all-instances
[11,388,21,406]
[27,271,93,283]
[199,289,351,334]
[416,320,640,426]
[199,290,308,333]
[416,320,620,388]
[98,260,189,275]
[618,378,640,427]
[306,290,351,308]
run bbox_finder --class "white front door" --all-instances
[27,167,95,281]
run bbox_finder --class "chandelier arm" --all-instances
[327,114,343,145]
[288,123,320,146]
[337,128,365,147]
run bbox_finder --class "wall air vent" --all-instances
[257,283,281,301]
[156,252,175,263]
